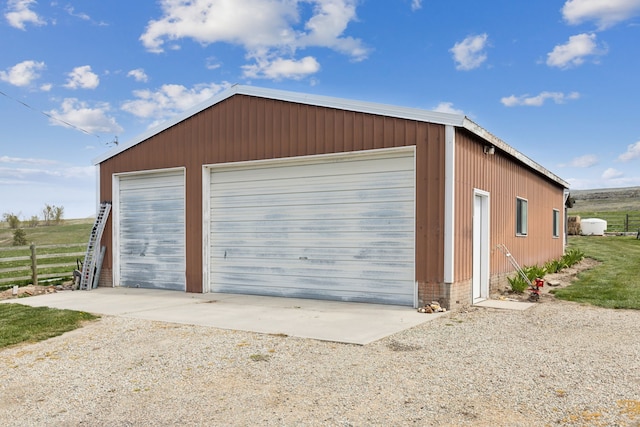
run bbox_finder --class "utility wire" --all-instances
[0,89,117,145]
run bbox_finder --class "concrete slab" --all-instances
[0,288,446,345]
[474,299,535,311]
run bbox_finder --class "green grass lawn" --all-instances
[553,235,640,309]
[0,304,98,349]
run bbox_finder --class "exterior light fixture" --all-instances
[483,145,495,155]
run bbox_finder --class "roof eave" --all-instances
[462,118,569,189]
[91,85,569,190]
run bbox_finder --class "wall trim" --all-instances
[111,167,186,289]
[444,125,455,284]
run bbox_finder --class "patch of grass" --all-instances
[552,236,640,309]
[249,353,271,362]
[0,304,98,349]
[0,219,93,248]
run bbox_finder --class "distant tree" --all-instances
[3,212,20,229]
[43,204,54,225]
[12,228,27,246]
[28,215,40,228]
[54,205,64,224]
[42,204,64,225]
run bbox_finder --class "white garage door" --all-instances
[118,170,185,290]
[208,150,415,305]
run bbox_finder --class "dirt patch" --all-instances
[495,257,600,303]
[0,283,75,300]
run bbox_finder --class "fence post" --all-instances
[626,214,630,233]
[30,243,38,286]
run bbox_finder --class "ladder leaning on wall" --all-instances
[79,202,111,290]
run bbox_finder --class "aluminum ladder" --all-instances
[79,202,111,290]
[496,244,533,288]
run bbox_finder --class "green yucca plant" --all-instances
[563,248,585,267]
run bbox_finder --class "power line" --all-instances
[0,89,117,145]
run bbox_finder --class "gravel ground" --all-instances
[1,299,639,426]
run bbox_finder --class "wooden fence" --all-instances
[0,243,85,288]
[607,213,640,233]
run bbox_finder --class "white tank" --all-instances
[581,218,607,236]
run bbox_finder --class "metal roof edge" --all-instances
[91,86,569,190]
[462,118,569,189]
[232,85,467,127]
[92,85,466,165]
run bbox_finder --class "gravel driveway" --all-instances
[1,299,639,426]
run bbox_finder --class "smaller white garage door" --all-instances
[118,170,185,290]
[208,150,415,305]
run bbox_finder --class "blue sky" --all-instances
[1,0,640,219]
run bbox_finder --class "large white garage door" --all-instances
[208,150,415,306]
[118,170,185,290]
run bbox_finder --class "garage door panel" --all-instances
[212,246,414,262]
[120,271,186,290]
[209,152,415,306]
[212,261,413,282]
[119,171,185,291]
[212,155,411,184]
[212,230,413,243]
[211,222,413,234]
[211,188,412,209]
[120,222,185,235]
[212,171,413,199]
[211,201,414,223]
[121,243,184,259]
[211,274,413,305]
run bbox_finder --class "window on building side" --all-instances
[553,209,560,238]
[516,197,528,236]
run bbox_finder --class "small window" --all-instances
[516,197,528,236]
[553,209,560,238]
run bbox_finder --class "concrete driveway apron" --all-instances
[1,287,445,345]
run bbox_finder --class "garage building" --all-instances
[93,85,569,309]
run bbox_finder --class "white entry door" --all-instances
[207,149,416,306]
[472,190,490,302]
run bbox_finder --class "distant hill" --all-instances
[569,186,640,213]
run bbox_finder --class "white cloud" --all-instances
[0,155,57,165]
[242,56,320,80]
[411,0,422,11]
[127,68,149,83]
[121,82,230,122]
[450,33,489,71]
[562,0,640,30]
[139,0,368,80]
[432,102,464,115]
[64,5,90,21]
[64,65,100,89]
[602,168,624,179]
[546,33,606,69]
[5,0,46,30]
[501,91,580,107]
[560,154,598,168]
[296,0,368,61]
[618,141,640,161]
[40,82,52,91]
[206,57,221,70]
[47,98,123,134]
[0,60,45,87]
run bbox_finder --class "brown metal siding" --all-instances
[453,129,565,283]
[99,95,446,293]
